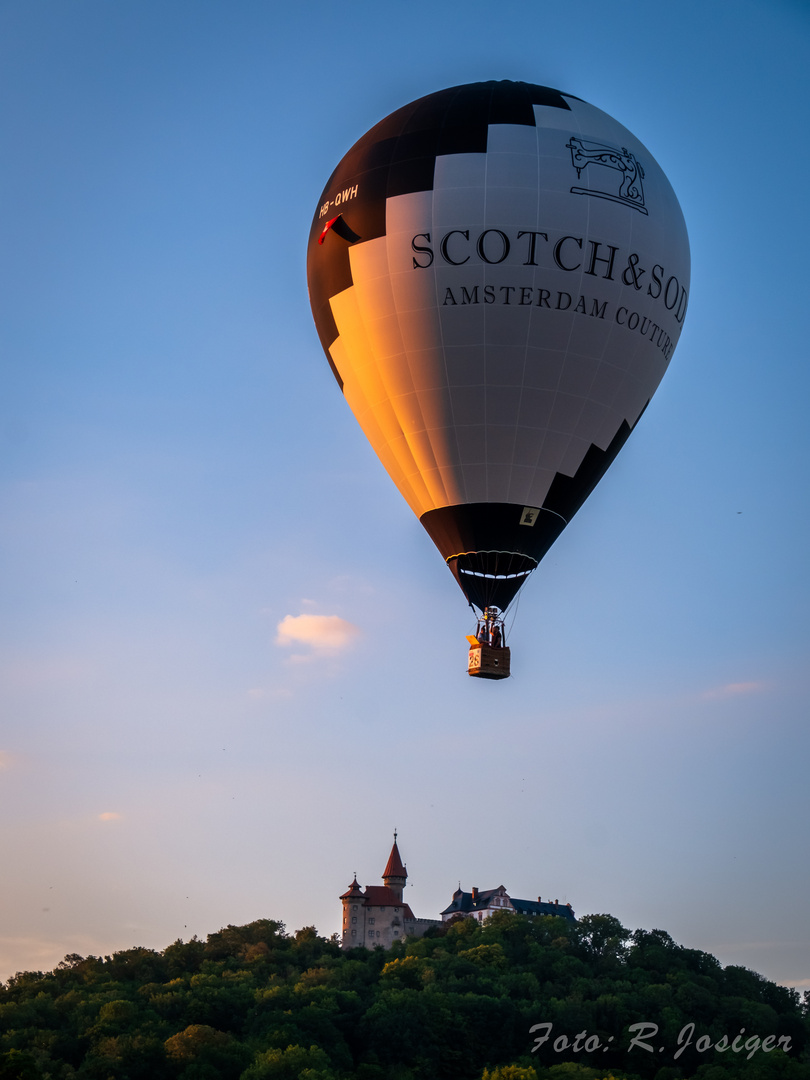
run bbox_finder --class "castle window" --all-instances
[351,930,356,936]
[394,907,399,912]
[368,930,374,938]
[394,929,399,936]
[376,931,380,937]
[352,917,357,924]
[369,918,375,925]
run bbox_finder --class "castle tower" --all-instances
[339,874,365,948]
[381,831,407,902]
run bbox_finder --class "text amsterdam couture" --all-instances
[410,226,688,362]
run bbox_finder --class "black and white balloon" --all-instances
[307,81,690,613]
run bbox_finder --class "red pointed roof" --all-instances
[340,875,364,899]
[362,886,414,918]
[382,837,407,880]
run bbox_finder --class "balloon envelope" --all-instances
[307,81,689,612]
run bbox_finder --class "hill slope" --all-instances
[1,912,807,1079]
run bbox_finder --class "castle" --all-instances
[339,834,440,948]
[440,885,576,923]
[340,835,575,949]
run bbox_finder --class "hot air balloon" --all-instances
[307,81,689,679]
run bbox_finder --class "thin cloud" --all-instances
[0,656,94,690]
[97,812,121,822]
[0,751,12,771]
[283,652,319,666]
[0,934,106,983]
[274,614,360,653]
[246,686,293,700]
[701,681,766,700]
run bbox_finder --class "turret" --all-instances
[339,874,365,948]
[381,832,407,902]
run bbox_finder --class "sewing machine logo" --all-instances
[566,137,647,215]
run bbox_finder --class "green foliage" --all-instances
[482,1065,538,1080]
[0,1048,42,1079]
[0,914,807,1080]
[241,1042,335,1080]
[164,1023,232,1060]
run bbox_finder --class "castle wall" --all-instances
[405,917,442,939]
[341,901,441,950]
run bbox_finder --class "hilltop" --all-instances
[1,911,808,1079]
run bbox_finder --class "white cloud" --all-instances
[274,614,360,653]
[701,681,766,700]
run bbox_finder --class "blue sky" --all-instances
[1,0,809,992]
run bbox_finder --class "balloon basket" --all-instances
[467,643,511,680]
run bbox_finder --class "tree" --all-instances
[240,1043,336,1080]
[0,1049,41,1080]
[575,915,630,962]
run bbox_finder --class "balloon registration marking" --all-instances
[306,81,690,678]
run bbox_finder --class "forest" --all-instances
[1,911,808,1080]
